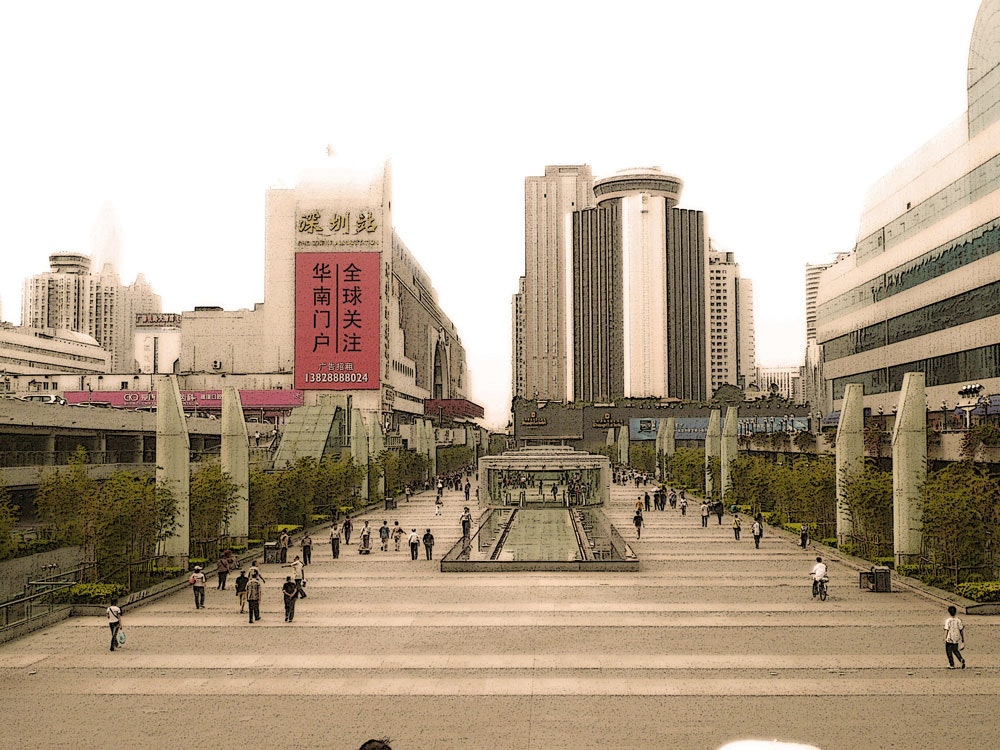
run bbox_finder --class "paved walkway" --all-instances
[1,483,998,750]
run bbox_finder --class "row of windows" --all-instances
[818,218,1000,326]
[831,343,1000,399]
[823,279,1000,361]
[855,151,1000,265]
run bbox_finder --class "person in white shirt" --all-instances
[106,598,123,652]
[944,605,966,669]
[408,529,420,560]
[810,557,828,597]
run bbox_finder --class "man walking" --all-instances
[633,510,643,540]
[408,528,420,560]
[216,553,231,590]
[234,570,249,614]
[329,523,341,559]
[732,515,742,540]
[301,532,312,565]
[379,521,391,552]
[944,605,967,669]
[422,528,435,560]
[342,517,353,545]
[751,517,763,548]
[189,565,206,609]
[460,507,473,539]
[282,576,299,622]
[246,570,262,623]
[106,598,123,652]
[700,501,710,528]
[282,555,307,598]
[279,530,290,563]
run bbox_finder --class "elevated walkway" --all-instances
[272,405,341,466]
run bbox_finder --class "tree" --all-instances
[189,461,240,543]
[34,446,99,555]
[629,443,656,474]
[95,473,177,575]
[665,448,705,493]
[841,461,893,559]
[0,478,18,561]
[921,460,1000,581]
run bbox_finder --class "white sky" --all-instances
[0,1,984,428]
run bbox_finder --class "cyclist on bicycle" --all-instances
[810,556,828,597]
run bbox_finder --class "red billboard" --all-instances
[294,252,380,390]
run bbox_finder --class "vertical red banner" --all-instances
[294,252,381,390]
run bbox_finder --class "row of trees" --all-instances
[651,446,1000,582]
[249,455,365,534]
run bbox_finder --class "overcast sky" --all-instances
[0,1,983,428]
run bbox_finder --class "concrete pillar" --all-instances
[130,434,143,464]
[617,424,630,466]
[221,386,249,541]
[44,433,56,466]
[426,419,438,478]
[351,409,370,501]
[892,372,927,565]
[96,433,107,464]
[836,383,864,546]
[368,412,385,499]
[156,375,190,562]
[662,418,676,458]
[721,406,738,501]
[606,428,615,451]
[705,410,721,498]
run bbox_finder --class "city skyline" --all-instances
[0,1,981,428]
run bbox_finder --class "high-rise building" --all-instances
[21,252,161,372]
[709,246,756,393]
[571,168,708,402]
[512,276,526,404]
[815,0,1000,416]
[520,165,595,400]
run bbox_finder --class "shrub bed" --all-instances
[955,581,1000,602]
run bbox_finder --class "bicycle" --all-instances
[813,575,829,601]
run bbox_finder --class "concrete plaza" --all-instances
[1,482,998,750]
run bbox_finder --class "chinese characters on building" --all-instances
[295,208,380,248]
[295,252,380,390]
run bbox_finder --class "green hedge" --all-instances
[15,538,62,557]
[70,583,128,605]
[955,581,1000,602]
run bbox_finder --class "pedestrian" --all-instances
[216,553,231,590]
[405,485,412,503]
[700,501,710,528]
[633,510,643,539]
[751,518,763,549]
[330,523,341,559]
[254,429,261,447]
[282,576,299,622]
[715,501,724,525]
[643,492,651,512]
[422,528,435,560]
[279,530,290,563]
[189,565,206,609]
[435,495,443,515]
[944,605,967,669]
[460,506,472,539]
[800,523,809,549]
[635,495,643,513]
[379,521,391,552]
[234,570,249,614]
[301,532,312,565]
[282,555,307,598]
[732,515,742,541]
[247,559,265,583]
[679,496,687,516]
[246,570,262,623]
[106,598,123,652]
[360,521,372,553]
[343,516,353,545]
[464,480,471,503]
[391,521,404,551]
[408,528,420,560]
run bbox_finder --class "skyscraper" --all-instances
[519,165,595,400]
[571,168,708,402]
[21,252,161,372]
[709,246,755,392]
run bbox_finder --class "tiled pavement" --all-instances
[1,483,998,750]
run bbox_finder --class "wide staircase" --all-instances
[2,484,999,750]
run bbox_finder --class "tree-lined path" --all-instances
[1,482,998,749]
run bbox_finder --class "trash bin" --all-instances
[384,498,397,510]
[263,542,279,564]
[872,565,891,592]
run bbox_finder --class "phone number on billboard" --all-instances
[304,372,370,384]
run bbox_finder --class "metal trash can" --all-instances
[872,565,891,592]
[384,498,397,510]
[263,541,279,564]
